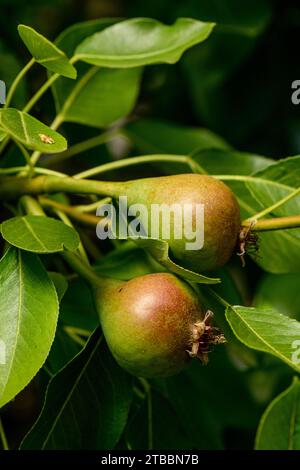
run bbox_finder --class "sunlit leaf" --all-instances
[18,24,76,79]
[1,215,80,253]
[0,247,59,407]
[226,305,300,372]
[0,108,67,153]
[75,18,215,68]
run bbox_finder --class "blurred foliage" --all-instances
[1,0,300,157]
[1,0,300,451]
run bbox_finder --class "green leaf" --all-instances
[20,330,132,450]
[0,108,67,153]
[255,378,300,450]
[55,18,121,56]
[226,305,300,372]
[18,25,76,79]
[48,272,68,302]
[0,247,59,408]
[186,351,260,430]
[75,18,215,68]
[53,19,142,128]
[125,118,229,155]
[94,242,157,280]
[156,373,223,449]
[246,157,300,274]
[125,388,192,450]
[1,215,80,254]
[57,66,142,128]
[253,155,300,188]
[55,18,120,58]
[218,162,300,274]
[132,237,220,284]
[60,278,98,331]
[46,328,80,375]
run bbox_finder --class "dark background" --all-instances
[1,0,300,158]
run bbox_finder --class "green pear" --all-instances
[94,272,223,378]
[113,174,240,272]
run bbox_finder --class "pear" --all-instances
[94,272,223,378]
[114,174,240,272]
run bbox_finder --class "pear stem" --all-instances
[242,215,300,231]
[39,196,102,227]
[0,175,124,200]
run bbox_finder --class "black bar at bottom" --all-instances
[0,450,299,466]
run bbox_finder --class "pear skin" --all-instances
[94,273,206,377]
[119,174,240,272]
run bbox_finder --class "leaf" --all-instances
[156,373,223,449]
[52,19,142,128]
[1,215,80,254]
[217,162,300,274]
[255,377,300,450]
[46,328,80,375]
[0,108,67,153]
[131,237,220,284]
[60,278,98,331]
[253,155,300,188]
[55,18,120,57]
[20,330,132,450]
[18,25,76,79]
[48,272,68,301]
[226,305,300,372]
[94,242,157,280]
[75,18,215,68]
[186,350,260,430]
[245,157,300,274]
[0,247,59,408]
[125,388,192,450]
[57,66,142,128]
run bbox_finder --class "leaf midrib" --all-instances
[38,55,62,64]
[1,250,23,401]
[18,110,29,144]
[22,218,48,251]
